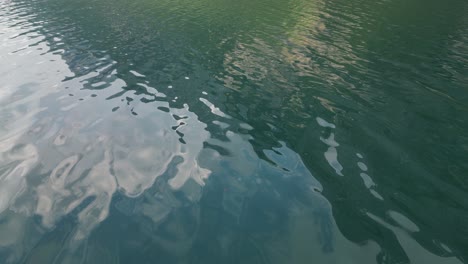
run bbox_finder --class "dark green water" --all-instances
[0,0,467,263]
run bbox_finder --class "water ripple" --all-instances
[1,0,467,263]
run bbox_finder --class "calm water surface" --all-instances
[0,0,467,263]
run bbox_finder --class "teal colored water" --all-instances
[0,0,467,263]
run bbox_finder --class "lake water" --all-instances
[0,0,467,263]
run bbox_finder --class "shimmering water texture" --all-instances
[1,0,467,263]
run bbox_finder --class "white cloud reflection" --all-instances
[0,16,211,249]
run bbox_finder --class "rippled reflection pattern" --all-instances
[0,0,467,263]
